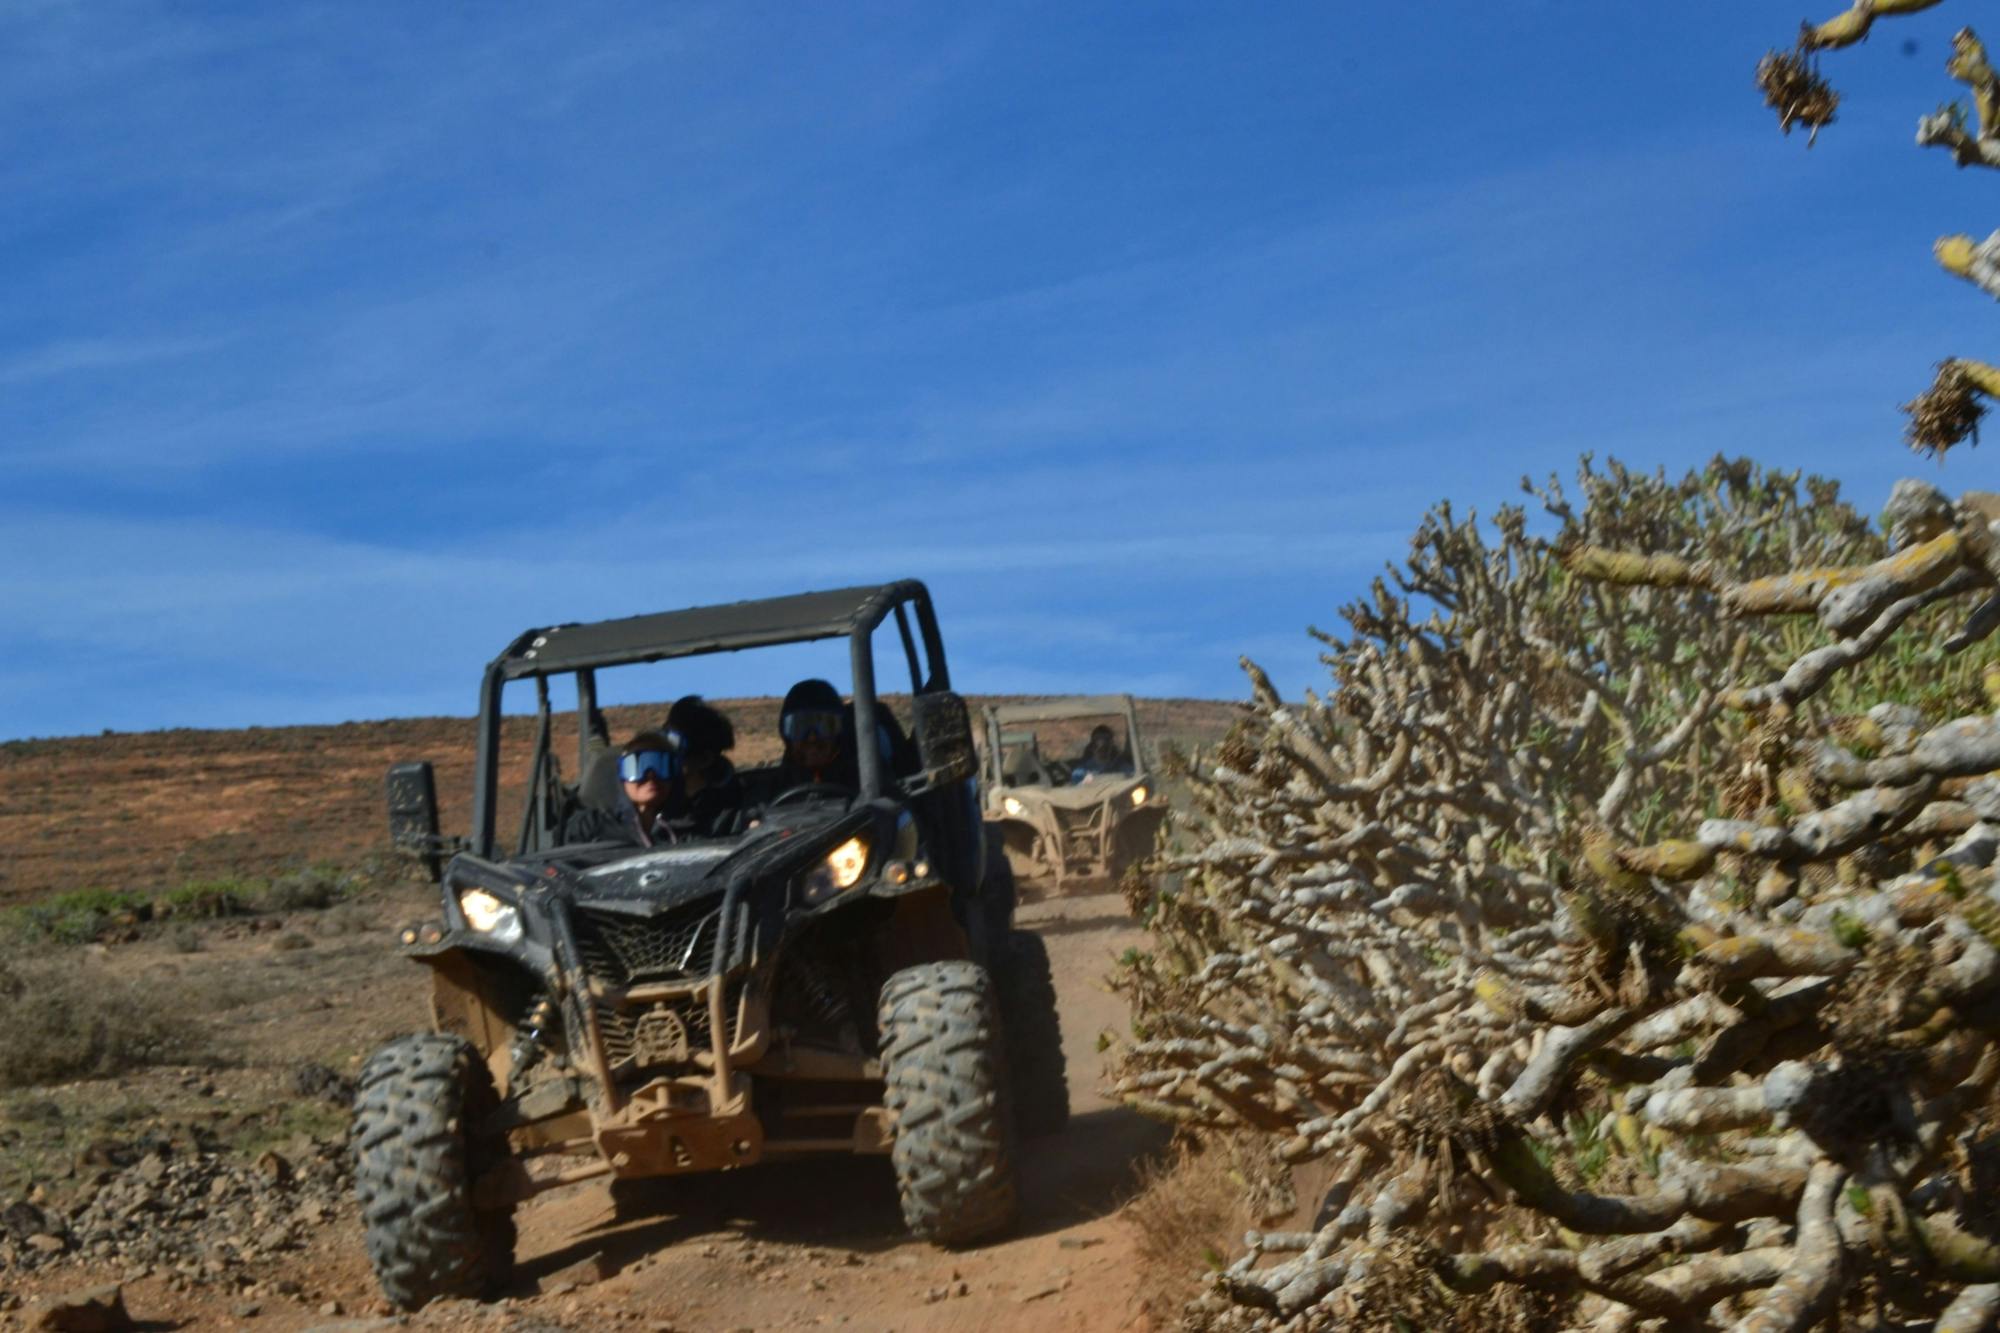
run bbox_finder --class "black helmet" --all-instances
[666,695,735,761]
[780,679,845,745]
[780,678,841,717]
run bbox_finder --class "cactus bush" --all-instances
[1117,459,2000,1330]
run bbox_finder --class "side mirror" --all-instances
[386,761,443,882]
[911,691,977,785]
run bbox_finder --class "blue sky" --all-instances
[4,2,1998,739]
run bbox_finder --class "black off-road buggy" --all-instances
[357,582,1066,1310]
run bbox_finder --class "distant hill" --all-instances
[0,696,1242,904]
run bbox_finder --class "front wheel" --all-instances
[877,961,1018,1245]
[352,1034,517,1309]
[1109,808,1166,882]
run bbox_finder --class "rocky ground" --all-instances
[0,890,1166,1332]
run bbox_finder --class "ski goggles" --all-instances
[780,708,845,743]
[617,745,682,784]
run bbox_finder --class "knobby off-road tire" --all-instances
[877,961,1019,1246]
[997,929,1069,1139]
[352,1034,517,1309]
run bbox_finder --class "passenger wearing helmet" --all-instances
[665,695,746,836]
[562,730,699,847]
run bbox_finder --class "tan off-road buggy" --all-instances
[979,695,1167,893]
[357,583,1066,1310]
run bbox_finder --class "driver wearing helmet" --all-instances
[772,678,851,791]
[1073,723,1129,777]
[562,731,693,847]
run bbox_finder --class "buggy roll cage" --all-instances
[470,580,951,859]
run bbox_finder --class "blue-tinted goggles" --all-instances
[617,748,682,784]
[781,708,845,743]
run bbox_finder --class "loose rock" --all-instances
[31,1282,132,1332]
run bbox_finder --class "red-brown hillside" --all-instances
[0,697,1241,904]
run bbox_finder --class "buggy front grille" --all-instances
[595,981,742,1074]
[571,902,721,986]
[1053,804,1109,864]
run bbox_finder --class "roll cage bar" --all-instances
[470,581,950,858]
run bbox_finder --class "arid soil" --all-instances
[0,889,1163,1332]
[0,697,1237,904]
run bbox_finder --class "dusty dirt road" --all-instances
[3,892,1167,1332]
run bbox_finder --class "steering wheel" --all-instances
[767,782,854,807]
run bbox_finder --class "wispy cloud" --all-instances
[0,335,226,388]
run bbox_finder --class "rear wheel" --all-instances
[997,930,1068,1138]
[352,1034,516,1309]
[877,961,1018,1245]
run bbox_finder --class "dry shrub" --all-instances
[1758,42,1839,143]
[266,863,352,911]
[309,904,373,937]
[1125,1135,1272,1326]
[0,952,214,1088]
[1903,359,1987,458]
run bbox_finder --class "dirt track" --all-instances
[2,891,1166,1332]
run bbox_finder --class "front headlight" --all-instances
[803,834,872,904]
[826,835,869,889]
[1130,785,1149,807]
[458,887,523,945]
[1002,796,1025,817]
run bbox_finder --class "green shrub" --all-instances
[161,877,259,919]
[265,864,349,912]
[0,888,149,946]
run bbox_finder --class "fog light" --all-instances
[886,862,911,885]
[914,860,931,879]
[399,926,419,945]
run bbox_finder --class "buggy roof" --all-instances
[496,581,927,679]
[986,695,1137,725]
